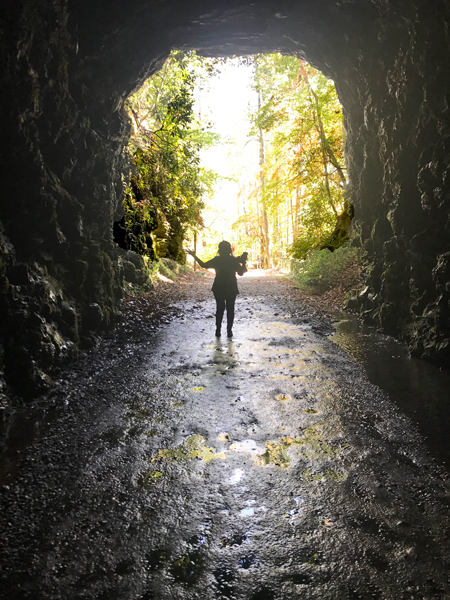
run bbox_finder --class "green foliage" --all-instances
[122,192,157,257]
[233,54,348,266]
[122,51,219,262]
[288,186,337,260]
[291,243,360,294]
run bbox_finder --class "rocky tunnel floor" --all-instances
[1,272,450,600]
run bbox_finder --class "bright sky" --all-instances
[195,59,260,244]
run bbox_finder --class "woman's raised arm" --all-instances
[186,249,215,269]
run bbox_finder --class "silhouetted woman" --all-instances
[188,241,247,338]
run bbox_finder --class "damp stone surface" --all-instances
[1,273,449,599]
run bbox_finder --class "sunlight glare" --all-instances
[196,59,259,246]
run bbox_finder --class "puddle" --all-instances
[239,507,255,517]
[258,440,291,467]
[283,497,305,522]
[283,507,302,521]
[228,468,245,484]
[138,435,226,487]
[277,424,340,460]
[331,314,450,467]
[151,435,226,464]
[229,439,264,454]
[239,422,342,470]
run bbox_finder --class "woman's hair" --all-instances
[218,240,232,256]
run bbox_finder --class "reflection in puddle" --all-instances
[255,421,342,469]
[229,468,245,484]
[228,422,342,470]
[331,314,450,467]
[151,434,226,464]
[240,507,255,517]
[258,440,291,468]
[275,393,291,402]
[230,439,264,454]
[283,507,302,522]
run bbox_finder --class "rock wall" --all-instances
[1,0,450,398]
[0,0,127,395]
[344,4,450,365]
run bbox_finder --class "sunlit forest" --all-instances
[115,50,353,272]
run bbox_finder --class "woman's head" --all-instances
[218,240,232,256]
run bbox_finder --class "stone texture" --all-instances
[1,0,450,397]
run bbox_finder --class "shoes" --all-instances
[215,329,221,337]
[227,329,233,338]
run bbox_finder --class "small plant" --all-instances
[291,242,360,294]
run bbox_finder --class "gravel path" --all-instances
[1,271,450,600]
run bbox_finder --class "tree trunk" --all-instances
[258,91,273,269]
[294,185,301,236]
[320,143,338,217]
[309,86,347,189]
[193,232,197,272]
[300,65,343,216]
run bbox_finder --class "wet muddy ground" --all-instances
[1,272,450,600]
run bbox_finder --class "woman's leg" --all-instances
[215,295,226,336]
[225,296,236,337]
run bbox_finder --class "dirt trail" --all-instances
[1,272,450,600]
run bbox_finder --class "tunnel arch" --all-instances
[1,0,450,396]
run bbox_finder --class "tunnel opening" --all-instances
[114,50,354,287]
[1,0,450,400]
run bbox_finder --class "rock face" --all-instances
[1,0,450,396]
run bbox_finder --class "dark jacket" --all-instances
[203,254,244,297]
